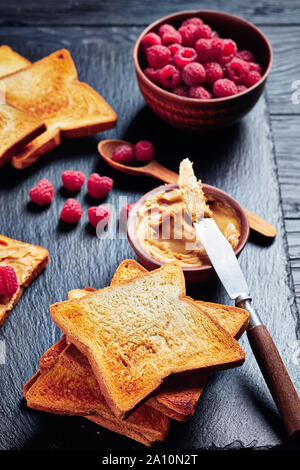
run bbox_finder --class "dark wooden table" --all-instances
[0,0,299,452]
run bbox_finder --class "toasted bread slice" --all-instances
[69,259,249,421]
[23,337,169,446]
[0,45,31,78]
[0,103,46,168]
[50,262,245,418]
[0,235,49,326]
[0,49,117,169]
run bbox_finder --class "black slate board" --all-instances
[0,26,299,451]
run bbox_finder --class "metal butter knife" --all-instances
[194,217,300,439]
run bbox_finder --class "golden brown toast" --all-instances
[23,336,170,447]
[50,262,246,418]
[70,259,249,421]
[0,45,31,77]
[0,235,49,326]
[0,49,117,169]
[0,103,46,168]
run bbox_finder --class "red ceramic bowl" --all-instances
[127,183,250,283]
[133,10,273,131]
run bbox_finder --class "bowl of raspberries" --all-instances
[133,10,273,130]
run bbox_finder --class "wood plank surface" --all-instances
[0,24,298,450]
[0,0,300,26]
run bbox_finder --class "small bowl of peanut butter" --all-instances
[127,183,249,283]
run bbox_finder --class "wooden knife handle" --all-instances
[247,325,300,439]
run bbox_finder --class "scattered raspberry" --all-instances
[213,78,238,97]
[168,43,183,56]
[226,58,250,84]
[237,84,248,93]
[112,145,135,165]
[188,86,211,99]
[61,170,85,192]
[173,85,189,97]
[0,266,19,297]
[249,62,262,74]
[236,50,255,62]
[141,32,161,49]
[173,47,198,69]
[161,30,182,46]
[178,24,199,46]
[60,199,82,224]
[204,61,223,84]
[143,67,161,85]
[182,62,206,87]
[159,64,181,89]
[88,206,111,229]
[181,17,203,27]
[219,39,237,65]
[87,174,113,199]
[145,45,171,69]
[158,23,177,37]
[244,70,262,87]
[195,38,224,62]
[29,178,54,205]
[194,24,212,39]
[120,203,135,225]
[135,141,155,162]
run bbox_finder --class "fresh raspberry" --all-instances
[188,86,211,99]
[195,38,224,62]
[181,17,203,27]
[143,67,161,85]
[213,78,238,98]
[141,32,161,49]
[145,45,171,69]
[29,178,54,205]
[120,203,135,225]
[193,24,212,39]
[88,206,111,228]
[112,145,135,165]
[173,85,189,97]
[168,43,183,56]
[0,266,19,297]
[173,47,198,69]
[182,62,206,86]
[237,84,248,93]
[236,50,255,62]
[87,173,113,199]
[244,70,262,87]
[219,39,237,65]
[211,30,220,38]
[204,61,223,84]
[159,64,181,89]
[161,30,182,46]
[158,23,177,37]
[178,24,199,46]
[135,141,155,163]
[249,62,262,74]
[226,58,250,84]
[60,199,82,224]
[61,170,85,192]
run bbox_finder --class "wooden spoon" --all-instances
[98,139,277,239]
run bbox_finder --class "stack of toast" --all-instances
[0,45,117,169]
[23,260,249,446]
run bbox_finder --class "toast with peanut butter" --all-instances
[70,259,249,421]
[23,336,170,446]
[0,49,117,169]
[0,235,49,326]
[50,262,246,418]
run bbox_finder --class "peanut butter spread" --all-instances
[136,188,241,267]
[0,235,48,314]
